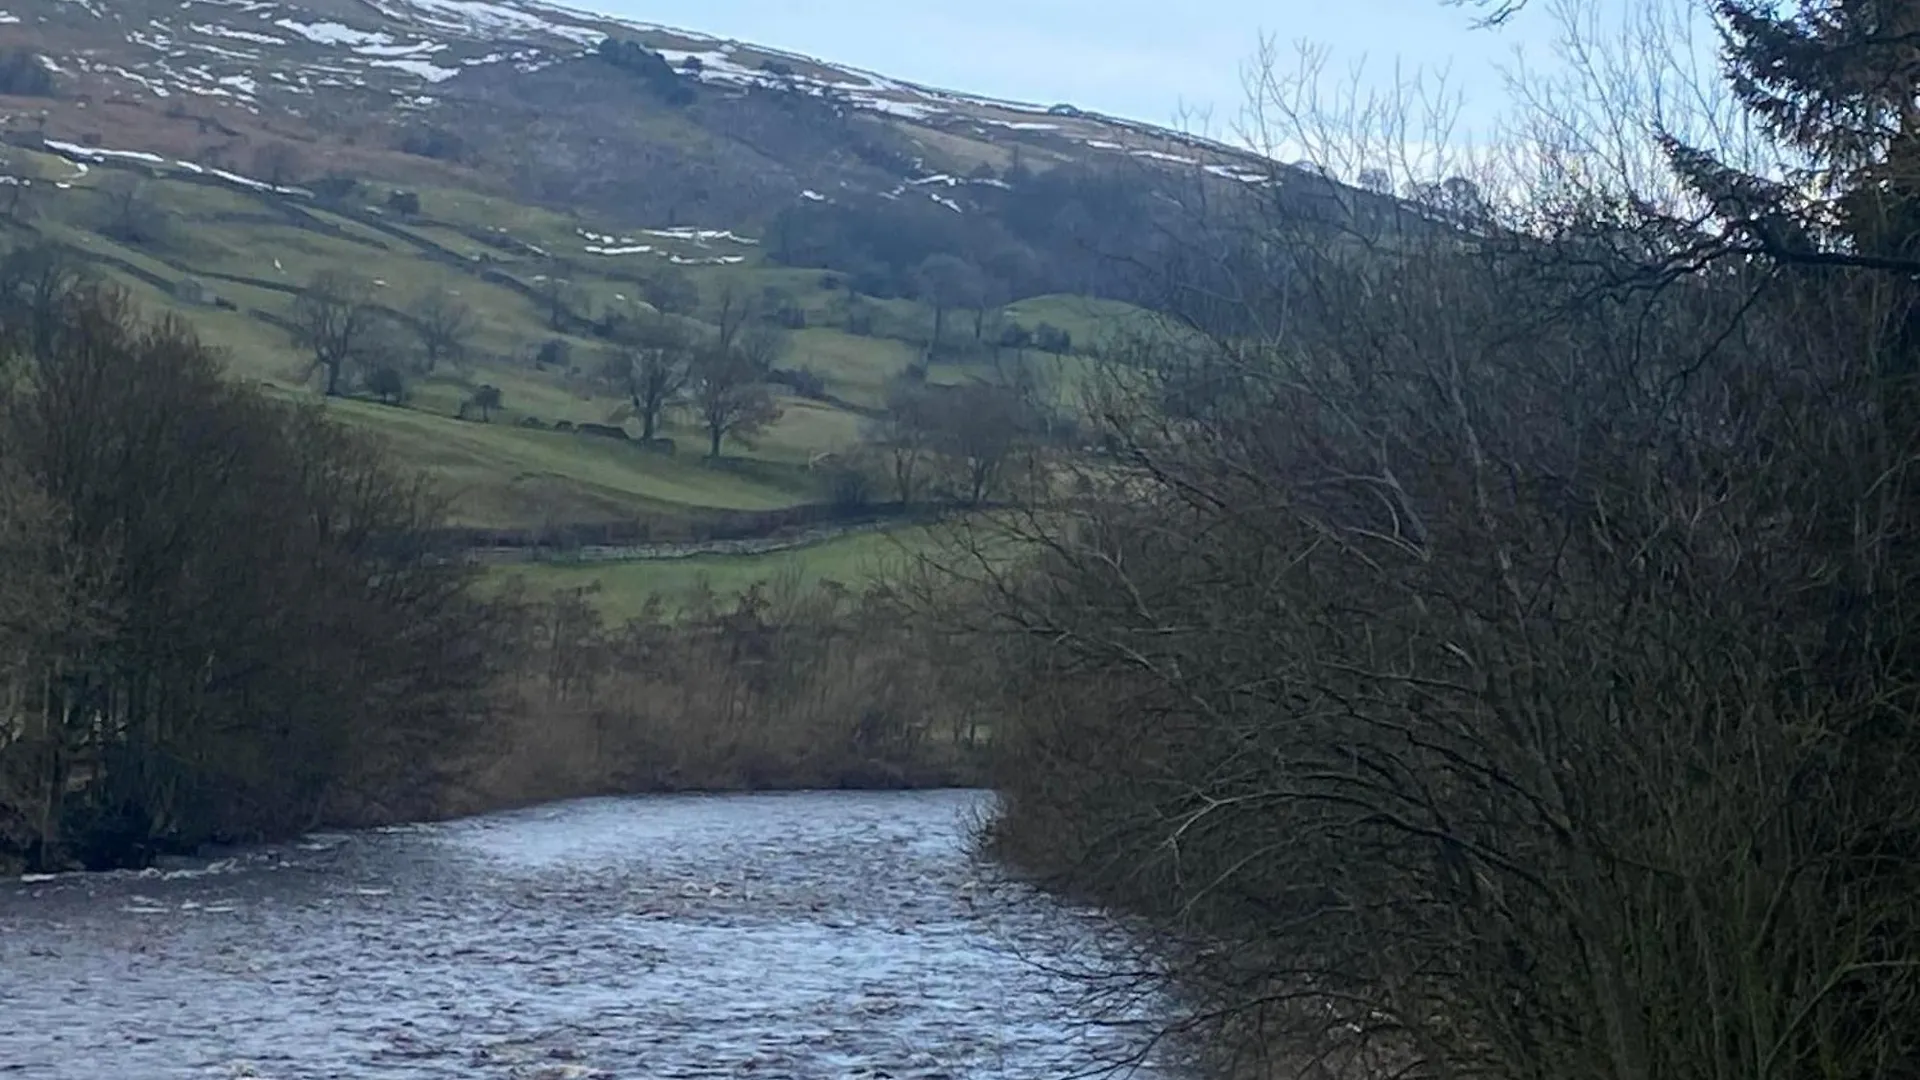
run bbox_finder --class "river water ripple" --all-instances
[0,789,1173,1079]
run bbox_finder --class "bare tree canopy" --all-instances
[923,5,1920,1078]
[411,286,476,374]
[292,270,384,396]
[689,338,781,459]
[601,307,694,441]
[0,281,493,872]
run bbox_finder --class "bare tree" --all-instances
[291,270,382,396]
[600,310,693,440]
[411,287,476,374]
[0,179,31,223]
[464,383,503,422]
[864,377,938,505]
[249,141,306,187]
[928,382,1024,506]
[912,253,984,356]
[689,343,781,459]
[709,276,759,354]
[0,244,88,363]
[96,173,166,247]
[532,263,583,332]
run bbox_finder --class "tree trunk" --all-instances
[709,425,723,459]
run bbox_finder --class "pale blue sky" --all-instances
[580,0,1577,135]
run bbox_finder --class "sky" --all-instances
[580,0,1583,139]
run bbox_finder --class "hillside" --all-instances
[0,0,1255,579]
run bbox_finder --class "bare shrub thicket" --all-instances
[0,275,500,872]
[453,575,987,807]
[945,7,1920,1078]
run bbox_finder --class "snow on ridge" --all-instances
[642,226,757,245]
[366,57,461,81]
[0,12,19,24]
[977,118,1060,132]
[189,22,285,44]
[388,0,604,47]
[40,139,309,195]
[356,41,447,57]
[1130,148,1196,165]
[800,189,826,202]
[45,140,166,165]
[274,19,392,47]
[855,96,942,121]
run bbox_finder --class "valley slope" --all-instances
[0,0,1268,606]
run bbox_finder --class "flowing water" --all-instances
[0,789,1175,1079]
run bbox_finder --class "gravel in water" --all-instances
[0,789,1175,1079]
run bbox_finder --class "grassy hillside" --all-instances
[2,142,1153,545]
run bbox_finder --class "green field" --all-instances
[3,143,1161,593]
[492,525,938,618]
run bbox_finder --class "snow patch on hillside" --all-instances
[389,0,604,46]
[274,19,391,47]
[46,140,166,165]
[652,47,760,86]
[977,118,1059,132]
[190,22,285,44]
[356,41,446,57]
[856,97,943,121]
[643,226,757,245]
[0,12,18,24]
[366,57,460,81]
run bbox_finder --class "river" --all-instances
[0,789,1177,1079]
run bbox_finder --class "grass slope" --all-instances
[2,139,1159,551]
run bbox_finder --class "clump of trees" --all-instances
[860,368,1050,507]
[0,49,57,97]
[595,38,695,106]
[938,5,1920,1078]
[0,265,499,872]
